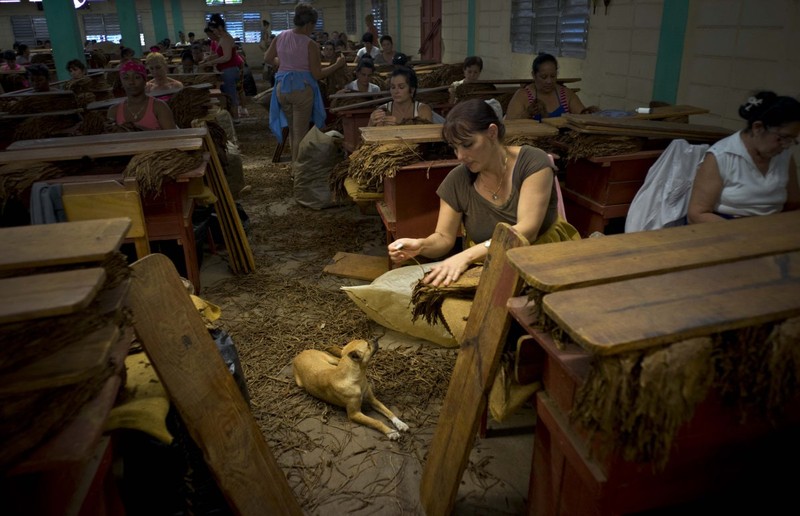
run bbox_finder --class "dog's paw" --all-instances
[386,430,402,441]
[391,417,409,432]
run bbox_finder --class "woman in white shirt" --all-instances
[688,91,800,223]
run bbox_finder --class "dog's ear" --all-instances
[347,349,363,362]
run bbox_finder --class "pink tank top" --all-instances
[276,30,311,72]
[115,97,161,130]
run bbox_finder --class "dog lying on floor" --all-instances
[292,338,409,440]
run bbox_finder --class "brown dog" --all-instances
[292,339,409,440]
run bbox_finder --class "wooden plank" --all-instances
[565,123,729,142]
[323,252,388,281]
[7,127,208,150]
[635,104,709,120]
[506,211,800,293]
[0,268,105,324]
[420,223,529,515]
[0,109,83,120]
[543,251,800,355]
[471,78,581,85]
[202,129,255,274]
[128,254,301,515]
[0,138,203,164]
[0,219,130,271]
[360,119,557,144]
[564,113,732,139]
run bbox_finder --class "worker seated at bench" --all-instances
[144,52,184,94]
[368,67,433,126]
[107,60,176,131]
[387,98,578,287]
[505,52,598,121]
[687,91,800,224]
[27,63,51,93]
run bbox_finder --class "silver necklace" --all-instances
[482,151,509,201]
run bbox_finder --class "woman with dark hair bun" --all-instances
[387,98,579,286]
[687,91,800,223]
[264,3,346,163]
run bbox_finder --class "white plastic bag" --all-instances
[625,139,709,233]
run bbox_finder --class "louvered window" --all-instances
[268,9,324,32]
[345,0,356,35]
[204,12,263,42]
[83,13,144,46]
[511,0,589,58]
[10,16,50,46]
[370,0,388,37]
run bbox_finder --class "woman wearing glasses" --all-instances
[687,91,800,224]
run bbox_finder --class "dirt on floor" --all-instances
[198,90,535,515]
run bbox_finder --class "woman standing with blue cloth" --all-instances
[265,3,346,162]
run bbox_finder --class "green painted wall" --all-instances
[652,0,689,104]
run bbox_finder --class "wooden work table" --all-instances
[421,215,800,515]
[502,213,800,514]
[1,131,208,292]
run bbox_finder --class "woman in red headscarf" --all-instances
[108,60,176,131]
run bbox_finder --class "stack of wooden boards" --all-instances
[0,218,134,514]
[560,112,732,141]
[198,124,255,274]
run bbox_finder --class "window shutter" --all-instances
[511,0,588,58]
[345,0,356,35]
[532,0,560,56]
[315,9,324,31]
[10,16,34,46]
[558,0,589,57]
[104,14,122,43]
[243,12,261,43]
[510,0,534,54]
[224,11,245,41]
[270,10,291,32]
[32,16,50,43]
[83,14,106,42]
